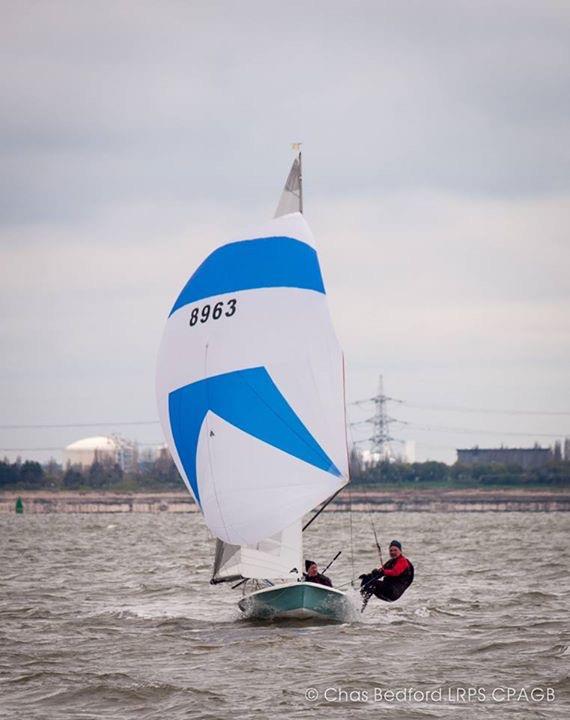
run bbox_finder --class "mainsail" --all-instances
[211,520,302,584]
[274,151,302,217]
[156,155,348,555]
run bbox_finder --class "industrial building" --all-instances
[63,435,138,471]
[456,446,553,470]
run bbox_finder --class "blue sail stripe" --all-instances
[169,236,325,316]
[168,367,341,505]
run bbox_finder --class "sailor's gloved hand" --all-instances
[360,568,384,588]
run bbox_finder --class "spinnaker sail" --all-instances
[156,155,348,549]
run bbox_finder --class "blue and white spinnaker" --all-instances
[156,163,348,548]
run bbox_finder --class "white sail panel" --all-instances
[197,414,341,544]
[212,521,302,582]
[156,212,348,545]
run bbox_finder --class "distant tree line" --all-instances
[349,451,570,487]
[1,452,569,492]
[0,455,182,492]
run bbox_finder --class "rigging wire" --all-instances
[347,482,356,587]
[345,418,358,587]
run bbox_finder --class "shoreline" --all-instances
[1,488,569,513]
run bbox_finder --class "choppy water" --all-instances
[1,510,568,719]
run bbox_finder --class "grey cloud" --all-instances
[1,1,569,463]
[1,1,570,227]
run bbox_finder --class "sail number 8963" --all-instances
[189,298,237,327]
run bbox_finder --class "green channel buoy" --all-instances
[15,496,23,514]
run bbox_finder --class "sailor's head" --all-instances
[305,560,318,577]
[389,540,402,559]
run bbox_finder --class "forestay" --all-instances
[156,199,348,547]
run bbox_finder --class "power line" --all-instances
[414,441,461,452]
[350,398,569,417]
[2,400,568,432]
[1,447,71,452]
[400,422,563,439]
[349,417,406,427]
[349,395,403,407]
[351,422,563,441]
[0,420,160,430]
[0,442,165,452]
[401,402,570,417]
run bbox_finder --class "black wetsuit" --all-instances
[361,556,414,602]
[304,572,333,588]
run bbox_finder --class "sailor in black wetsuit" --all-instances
[303,560,333,587]
[360,540,414,603]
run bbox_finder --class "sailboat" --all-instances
[156,149,353,621]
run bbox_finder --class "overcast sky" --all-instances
[1,0,569,464]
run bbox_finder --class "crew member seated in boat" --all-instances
[304,559,333,587]
[359,540,414,602]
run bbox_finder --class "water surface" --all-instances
[1,511,568,718]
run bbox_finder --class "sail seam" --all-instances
[203,341,231,542]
